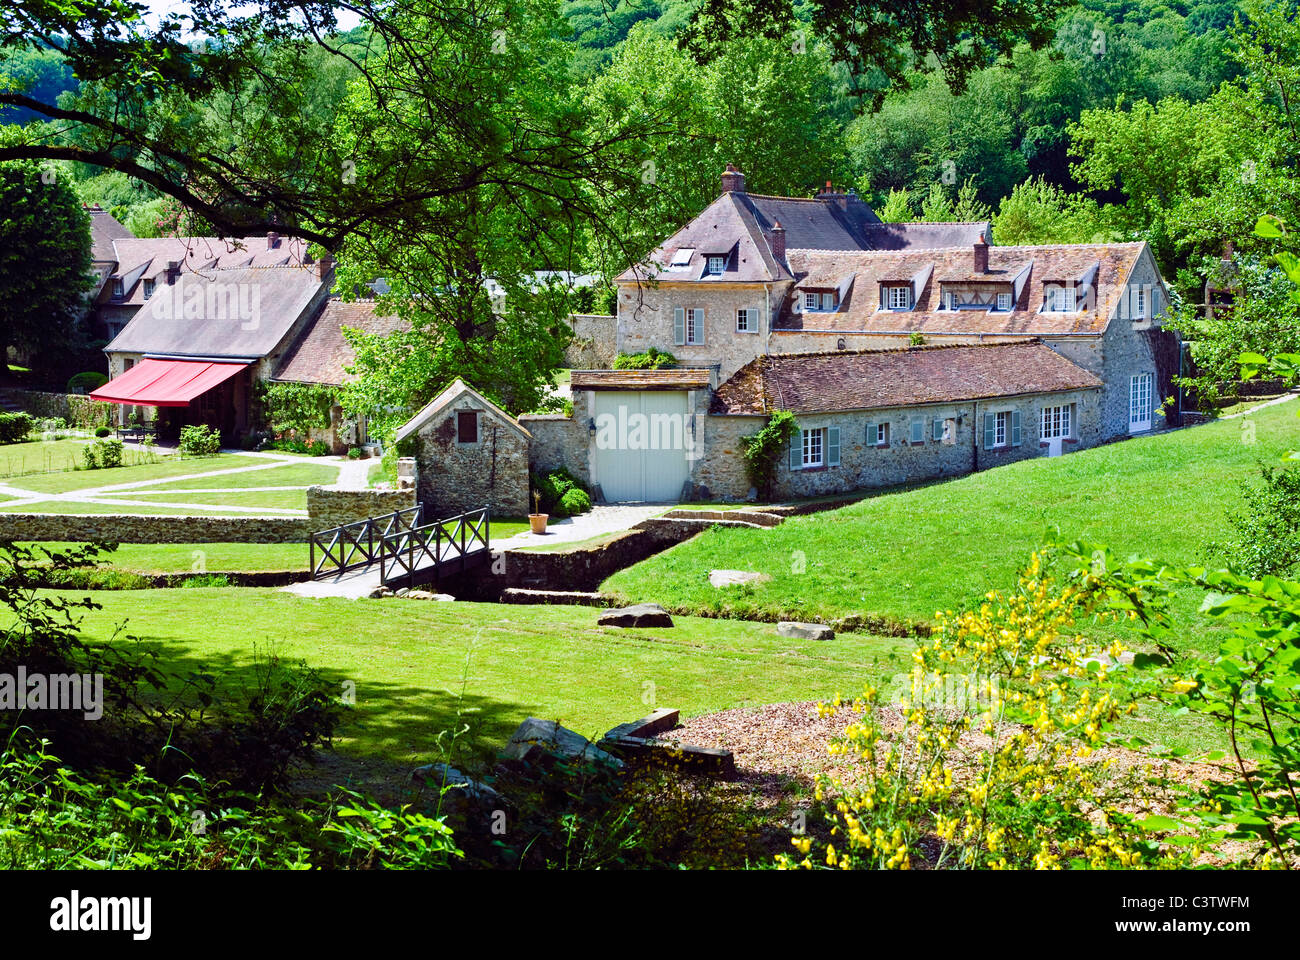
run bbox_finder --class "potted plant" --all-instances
[528,489,548,534]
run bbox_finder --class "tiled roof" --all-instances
[104,266,327,360]
[108,235,313,305]
[776,243,1146,336]
[571,369,713,390]
[395,379,531,444]
[88,207,133,263]
[861,221,990,251]
[711,340,1103,415]
[273,300,407,385]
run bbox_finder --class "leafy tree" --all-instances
[0,162,93,371]
[991,176,1110,245]
[1221,465,1300,578]
[875,186,914,222]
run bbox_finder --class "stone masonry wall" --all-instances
[305,485,416,530]
[412,400,531,518]
[618,280,789,380]
[693,388,1103,501]
[518,413,591,487]
[565,314,617,369]
[0,513,312,543]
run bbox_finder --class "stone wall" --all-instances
[693,388,1103,501]
[0,389,115,430]
[565,314,617,369]
[411,399,531,518]
[617,280,787,380]
[306,485,416,530]
[0,513,312,543]
[518,412,590,487]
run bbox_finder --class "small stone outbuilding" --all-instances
[395,379,531,519]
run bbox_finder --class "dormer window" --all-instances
[996,292,1013,311]
[885,286,912,310]
[803,290,837,312]
[706,255,726,275]
[142,279,155,301]
[1043,285,1077,312]
[111,279,124,299]
[669,247,694,268]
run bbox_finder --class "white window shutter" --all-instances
[692,308,704,345]
[827,427,840,466]
[673,307,685,345]
[822,292,835,311]
[983,413,996,449]
[1011,410,1022,447]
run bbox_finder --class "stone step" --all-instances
[640,516,768,531]
[660,508,785,528]
[500,587,612,606]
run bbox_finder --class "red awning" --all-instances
[90,359,250,407]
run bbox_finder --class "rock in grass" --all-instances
[777,621,835,641]
[411,762,502,804]
[501,718,622,768]
[596,603,673,628]
[708,569,770,588]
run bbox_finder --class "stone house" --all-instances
[523,163,1179,503]
[395,379,531,518]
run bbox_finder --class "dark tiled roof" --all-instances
[776,243,1145,336]
[108,235,313,305]
[711,341,1103,415]
[742,193,882,251]
[274,300,407,385]
[104,266,326,360]
[571,369,713,390]
[862,221,990,251]
[88,208,133,263]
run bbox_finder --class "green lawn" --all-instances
[157,461,340,490]
[65,588,909,770]
[0,438,90,478]
[18,542,311,573]
[0,500,298,516]
[6,452,266,494]
[97,489,310,511]
[605,399,1300,663]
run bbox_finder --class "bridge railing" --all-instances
[378,506,490,588]
[309,504,424,579]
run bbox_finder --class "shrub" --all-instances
[80,443,99,470]
[307,440,330,457]
[179,423,222,457]
[0,411,35,443]
[531,466,583,516]
[66,371,108,395]
[614,348,676,370]
[96,438,123,469]
[94,425,112,437]
[1220,465,1300,577]
[347,447,363,459]
[558,487,592,516]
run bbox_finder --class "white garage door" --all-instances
[591,391,690,502]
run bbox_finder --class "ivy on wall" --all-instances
[255,382,339,437]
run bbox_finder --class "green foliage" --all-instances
[68,371,108,394]
[0,412,35,443]
[531,466,587,516]
[1220,466,1300,577]
[559,487,593,516]
[93,425,111,437]
[179,424,221,457]
[95,437,123,469]
[256,381,337,438]
[992,177,1111,245]
[0,162,95,369]
[740,411,799,499]
[323,789,462,869]
[613,348,676,370]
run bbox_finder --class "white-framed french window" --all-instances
[942,290,957,310]
[790,427,841,470]
[1133,285,1146,318]
[886,285,912,310]
[996,292,1013,311]
[802,428,823,467]
[673,307,705,345]
[706,255,726,275]
[865,421,888,447]
[736,307,758,333]
[803,291,819,311]
[1040,403,1073,439]
[1129,373,1153,432]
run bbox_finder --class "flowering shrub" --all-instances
[780,550,1185,870]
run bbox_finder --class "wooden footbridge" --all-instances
[308,504,491,591]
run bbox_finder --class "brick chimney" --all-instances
[769,220,786,263]
[721,163,746,194]
[267,231,280,249]
[315,252,335,281]
[165,260,181,285]
[973,233,989,274]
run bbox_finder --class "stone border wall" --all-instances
[0,513,313,543]
[305,485,417,530]
[0,389,115,430]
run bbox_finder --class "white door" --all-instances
[1129,373,1153,432]
[592,391,690,502]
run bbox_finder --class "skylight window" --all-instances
[669,247,695,267]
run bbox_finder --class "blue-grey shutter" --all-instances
[827,427,840,466]
[910,419,924,444]
[673,307,685,345]
[864,421,875,446]
[1011,410,1022,447]
[932,418,943,441]
[983,413,996,449]
[789,433,801,471]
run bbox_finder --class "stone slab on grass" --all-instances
[502,717,622,768]
[604,707,680,741]
[777,621,835,641]
[708,569,771,588]
[603,735,736,778]
[597,603,673,628]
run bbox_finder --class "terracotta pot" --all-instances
[528,513,548,534]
